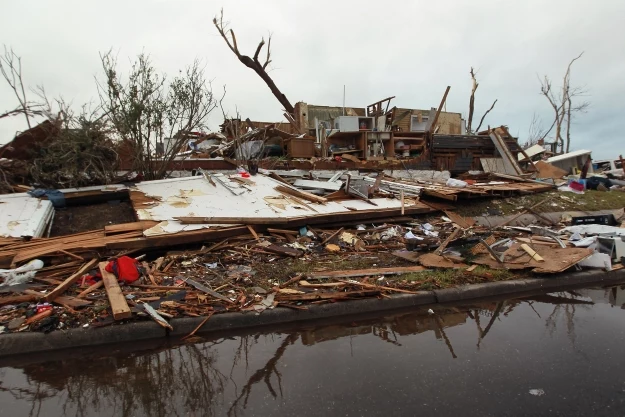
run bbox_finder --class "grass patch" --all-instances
[451,190,625,217]
[386,266,519,291]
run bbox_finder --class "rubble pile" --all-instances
[0,169,622,336]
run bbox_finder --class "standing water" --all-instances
[1,286,624,417]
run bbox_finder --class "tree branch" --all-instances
[475,99,497,132]
[213,10,294,115]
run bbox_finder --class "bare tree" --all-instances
[467,67,478,133]
[0,46,49,125]
[539,52,589,153]
[475,99,497,133]
[466,67,497,134]
[213,9,295,116]
[98,51,218,180]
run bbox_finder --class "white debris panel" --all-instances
[132,174,419,236]
[0,194,54,238]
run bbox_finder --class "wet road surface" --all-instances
[1,286,625,416]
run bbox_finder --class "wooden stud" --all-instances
[99,262,132,320]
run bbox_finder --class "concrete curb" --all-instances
[1,269,624,357]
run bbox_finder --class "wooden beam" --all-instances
[429,86,451,134]
[44,258,99,302]
[99,261,132,320]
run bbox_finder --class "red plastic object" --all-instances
[569,181,585,192]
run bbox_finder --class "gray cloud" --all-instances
[1,0,623,159]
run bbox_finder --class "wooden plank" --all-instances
[106,226,250,250]
[246,225,260,241]
[298,280,347,288]
[275,289,380,301]
[104,221,159,235]
[267,228,299,236]
[274,185,328,204]
[336,279,420,294]
[520,244,544,261]
[308,265,426,279]
[99,261,132,320]
[0,294,38,307]
[44,258,99,302]
[434,227,461,255]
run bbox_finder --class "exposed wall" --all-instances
[393,108,462,134]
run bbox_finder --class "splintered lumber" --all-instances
[298,280,347,288]
[267,228,299,236]
[260,244,302,258]
[24,290,93,308]
[44,258,99,302]
[320,227,344,245]
[246,225,260,241]
[434,227,462,255]
[104,221,159,235]
[77,280,104,298]
[142,303,173,330]
[275,289,380,301]
[336,279,420,294]
[499,196,552,227]
[182,312,214,340]
[443,210,476,229]
[308,266,426,279]
[0,294,38,307]
[99,262,132,320]
[180,276,234,304]
[274,185,328,204]
[520,244,544,261]
[175,216,273,225]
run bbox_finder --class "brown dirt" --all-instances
[49,201,136,237]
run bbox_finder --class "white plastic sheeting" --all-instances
[0,194,54,238]
[132,175,418,236]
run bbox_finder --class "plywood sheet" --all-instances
[472,244,594,273]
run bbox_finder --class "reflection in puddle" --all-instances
[0,285,624,417]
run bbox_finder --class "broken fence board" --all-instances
[99,261,132,320]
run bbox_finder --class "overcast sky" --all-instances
[1,0,623,159]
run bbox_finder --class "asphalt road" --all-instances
[1,286,624,417]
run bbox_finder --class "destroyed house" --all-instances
[184,94,525,175]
